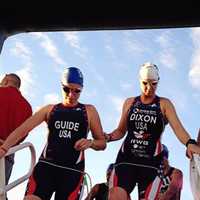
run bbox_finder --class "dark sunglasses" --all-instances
[142,81,158,86]
[62,86,81,94]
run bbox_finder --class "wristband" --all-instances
[186,139,197,147]
[0,146,8,153]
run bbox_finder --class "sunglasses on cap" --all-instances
[62,86,81,94]
[142,81,158,86]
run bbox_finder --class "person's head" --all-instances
[61,67,84,104]
[139,62,159,97]
[162,144,169,159]
[0,73,21,89]
[106,163,114,181]
[162,144,169,168]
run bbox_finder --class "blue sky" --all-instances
[0,28,200,199]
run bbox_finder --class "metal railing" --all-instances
[0,142,36,200]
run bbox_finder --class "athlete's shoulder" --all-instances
[84,103,96,109]
[159,97,173,106]
[124,97,135,105]
[159,96,170,101]
[173,168,183,176]
[84,104,99,114]
[38,104,55,113]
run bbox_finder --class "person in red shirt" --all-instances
[0,73,32,188]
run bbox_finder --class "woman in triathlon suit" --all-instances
[105,62,200,200]
[0,67,106,200]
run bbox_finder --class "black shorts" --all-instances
[109,152,162,199]
[25,161,84,200]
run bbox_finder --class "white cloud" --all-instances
[125,39,147,54]
[43,93,61,104]
[7,40,36,99]
[120,82,133,91]
[109,95,124,113]
[155,31,177,70]
[89,68,105,84]
[193,93,200,104]
[189,64,200,89]
[189,28,200,90]
[63,32,88,59]
[31,32,66,66]
[63,32,80,49]
[105,44,115,58]
[10,40,32,64]
[16,67,35,98]
[190,28,200,47]
[83,89,97,100]
[156,31,171,48]
[159,50,177,69]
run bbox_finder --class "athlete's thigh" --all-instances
[24,194,42,200]
[138,168,161,200]
[54,169,84,200]
[109,186,129,200]
[109,163,137,194]
[25,162,55,200]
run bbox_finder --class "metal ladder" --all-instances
[0,142,36,200]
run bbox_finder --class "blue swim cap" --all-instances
[162,144,169,159]
[61,67,84,87]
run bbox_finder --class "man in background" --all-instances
[85,163,114,200]
[0,73,32,197]
[158,144,183,200]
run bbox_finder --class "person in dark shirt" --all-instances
[0,67,106,200]
[158,144,183,200]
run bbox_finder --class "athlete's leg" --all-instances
[25,162,55,200]
[109,163,136,200]
[109,187,129,200]
[5,154,15,185]
[138,168,162,200]
[23,195,42,200]
[54,168,84,200]
[5,154,15,200]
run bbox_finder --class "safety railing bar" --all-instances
[5,142,35,156]
[0,142,36,196]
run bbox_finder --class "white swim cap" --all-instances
[139,62,160,81]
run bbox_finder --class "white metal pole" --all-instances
[0,158,6,200]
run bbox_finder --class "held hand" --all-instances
[104,132,112,142]
[104,133,110,142]
[74,138,93,151]
[187,144,200,159]
[0,146,7,158]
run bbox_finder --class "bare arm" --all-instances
[0,105,53,154]
[161,98,200,157]
[74,105,106,151]
[0,139,4,145]
[159,169,183,200]
[84,184,100,200]
[105,97,134,142]
[162,98,190,144]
